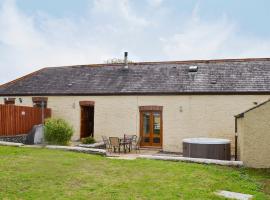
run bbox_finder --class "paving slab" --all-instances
[216,190,253,200]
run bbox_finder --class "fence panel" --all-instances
[0,104,51,136]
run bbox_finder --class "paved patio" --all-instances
[104,148,243,166]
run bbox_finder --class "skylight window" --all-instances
[189,66,198,72]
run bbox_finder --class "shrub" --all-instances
[81,136,95,144]
[44,118,74,145]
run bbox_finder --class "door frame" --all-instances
[139,106,163,148]
[80,101,95,139]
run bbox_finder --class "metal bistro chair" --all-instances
[109,137,122,154]
[125,135,138,151]
[124,134,134,152]
[131,135,137,146]
[134,136,141,153]
[102,136,112,153]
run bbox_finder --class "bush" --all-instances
[44,118,74,145]
[81,136,95,144]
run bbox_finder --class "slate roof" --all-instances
[1,58,270,96]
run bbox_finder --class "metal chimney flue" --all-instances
[124,52,128,69]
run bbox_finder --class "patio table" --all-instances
[119,138,132,153]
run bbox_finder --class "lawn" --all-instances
[0,146,269,200]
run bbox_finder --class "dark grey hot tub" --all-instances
[183,138,231,160]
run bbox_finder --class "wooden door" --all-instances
[80,106,94,138]
[140,111,162,147]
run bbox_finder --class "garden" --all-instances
[0,146,269,200]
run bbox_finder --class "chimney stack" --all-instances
[124,52,128,69]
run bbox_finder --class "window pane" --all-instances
[153,112,160,135]
[4,98,15,105]
[33,101,47,108]
[153,137,160,143]
[144,137,150,143]
[143,112,150,135]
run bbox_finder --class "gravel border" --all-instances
[0,135,27,143]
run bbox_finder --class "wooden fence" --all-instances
[0,104,51,136]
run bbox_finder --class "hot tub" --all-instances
[183,138,231,160]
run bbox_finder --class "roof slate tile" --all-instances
[0,59,270,95]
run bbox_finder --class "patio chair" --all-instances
[124,135,137,143]
[102,136,112,153]
[131,135,137,145]
[128,135,137,151]
[134,136,141,153]
[124,134,135,152]
[109,137,121,153]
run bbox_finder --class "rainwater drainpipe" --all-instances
[234,113,244,161]
[234,116,238,161]
[41,101,45,144]
[41,101,45,125]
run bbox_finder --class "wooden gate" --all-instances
[0,104,51,136]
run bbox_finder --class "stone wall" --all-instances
[0,134,27,143]
[0,125,43,145]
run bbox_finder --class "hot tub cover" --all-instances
[182,138,230,144]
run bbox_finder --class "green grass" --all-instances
[0,146,269,200]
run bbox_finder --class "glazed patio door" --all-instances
[140,111,162,147]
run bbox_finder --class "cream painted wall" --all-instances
[236,117,244,161]
[1,95,269,152]
[237,101,270,168]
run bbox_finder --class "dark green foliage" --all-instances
[81,136,96,144]
[44,118,73,145]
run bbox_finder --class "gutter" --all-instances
[1,92,270,97]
